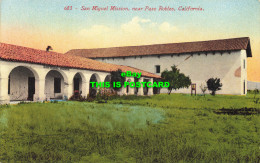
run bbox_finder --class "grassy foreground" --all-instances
[0,93,259,162]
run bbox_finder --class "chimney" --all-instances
[46,46,53,52]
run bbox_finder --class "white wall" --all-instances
[248,81,260,90]
[95,50,245,95]
[241,50,247,95]
[0,49,245,104]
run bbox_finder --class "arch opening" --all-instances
[143,79,149,95]
[89,73,100,98]
[73,73,83,93]
[153,78,160,95]
[104,75,112,90]
[104,75,111,83]
[8,66,38,101]
[45,70,66,100]
[126,79,131,94]
[134,77,139,95]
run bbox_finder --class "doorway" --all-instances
[28,77,35,101]
[74,78,80,92]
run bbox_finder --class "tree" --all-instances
[110,69,125,92]
[200,84,207,96]
[206,78,222,95]
[161,65,191,95]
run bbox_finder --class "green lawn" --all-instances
[0,93,259,162]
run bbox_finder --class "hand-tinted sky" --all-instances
[0,0,260,81]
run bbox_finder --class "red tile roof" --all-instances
[66,37,252,58]
[0,43,160,78]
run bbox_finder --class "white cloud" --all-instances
[77,17,180,49]
[79,18,178,39]
[121,16,151,33]
[149,22,157,28]
[79,25,111,37]
[159,22,177,32]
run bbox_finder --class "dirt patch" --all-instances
[214,107,260,115]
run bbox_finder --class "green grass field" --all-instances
[0,93,259,162]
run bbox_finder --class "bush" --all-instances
[69,90,87,102]
[86,94,95,102]
[206,78,222,95]
[253,89,259,104]
[200,84,207,96]
[96,88,117,103]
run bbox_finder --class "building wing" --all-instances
[0,43,160,79]
[66,37,252,58]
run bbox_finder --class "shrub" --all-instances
[200,84,207,96]
[50,100,59,103]
[253,89,259,104]
[86,94,95,102]
[69,90,87,102]
[96,88,117,103]
[206,78,222,95]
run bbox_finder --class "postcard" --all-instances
[0,0,259,162]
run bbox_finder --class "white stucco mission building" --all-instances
[0,43,159,104]
[0,37,252,104]
[67,37,252,95]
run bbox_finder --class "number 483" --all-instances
[64,6,72,10]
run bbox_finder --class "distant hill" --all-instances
[248,81,260,90]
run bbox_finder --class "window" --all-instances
[54,78,61,93]
[243,59,246,69]
[155,65,160,73]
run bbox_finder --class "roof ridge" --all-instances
[66,37,250,51]
[0,42,161,78]
[0,42,61,54]
[65,37,251,58]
